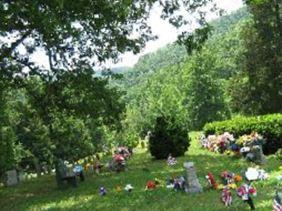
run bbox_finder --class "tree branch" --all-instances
[0,30,32,62]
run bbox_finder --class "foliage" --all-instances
[203,114,282,155]
[0,90,27,177]
[51,113,94,163]
[113,8,249,146]
[149,116,190,159]
[0,126,25,177]
[0,69,125,173]
[211,7,249,35]
[0,0,217,172]
[183,48,230,130]
[27,71,124,163]
[116,7,249,93]
[229,1,282,114]
[0,0,214,79]
[12,99,54,168]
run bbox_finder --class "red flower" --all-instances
[146,180,156,189]
[249,188,256,194]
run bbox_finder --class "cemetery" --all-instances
[1,132,282,210]
[0,0,281,210]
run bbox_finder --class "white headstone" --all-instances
[5,170,18,186]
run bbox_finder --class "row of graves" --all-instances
[198,132,282,210]
[3,146,132,188]
[56,146,132,188]
[92,139,281,211]
[200,132,266,164]
[167,156,281,210]
[75,149,281,211]
[98,156,280,210]
[3,142,282,210]
[166,156,282,210]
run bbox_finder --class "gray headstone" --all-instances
[183,162,203,193]
[18,171,24,182]
[88,165,94,173]
[252,145,266,164]
[5,170,18,186]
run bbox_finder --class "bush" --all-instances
[149,116,190,159]
[203,114,282,155]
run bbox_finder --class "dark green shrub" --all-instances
[203,114,282,155]
[149,116,190,159]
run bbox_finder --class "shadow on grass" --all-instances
[1,137,280,211]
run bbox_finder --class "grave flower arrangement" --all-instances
[236,132,264,148]
[200,132,235,153]
[200,132,265,161]
[166,175,186,192]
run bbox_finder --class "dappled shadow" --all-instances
[0,140,280,211]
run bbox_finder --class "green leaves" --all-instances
[230,1,282,114]
[116,8,250,146]
[203,113,282,155]
[0,126,25,176]
[52,112,94,162]
[149,116,190,159]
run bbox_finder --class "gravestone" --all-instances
[5,170,19,186]
[18,171,25,182]
[252,145,266,165]
[183,162,203,193]
[88,164,94,174]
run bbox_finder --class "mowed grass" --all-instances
[0,133,281,211]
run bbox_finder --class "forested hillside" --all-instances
[114,3,281,147]
[112,7,250,145]
[115,7,249,90]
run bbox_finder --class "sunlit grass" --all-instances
[0,132,281,210]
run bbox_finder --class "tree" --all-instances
[0,0,216,76]
[0,0,219,168]
[13,101,53,174]
[183,48,230,130]
[0,126,24,177]
[230,0,282,114]
[0,90,26,177]
[21,69,124,164]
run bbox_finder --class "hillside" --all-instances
[114,7,249,90]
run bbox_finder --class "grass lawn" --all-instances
[0,133,281,211]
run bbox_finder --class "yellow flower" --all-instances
[115,186,122,192]
[217,184,224,190]
[228,183,237,189]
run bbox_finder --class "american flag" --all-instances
[273,191,282,211]
[222,187,232,206]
